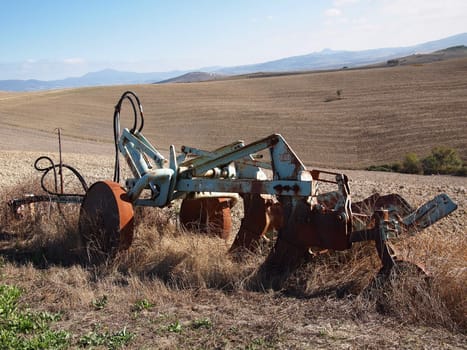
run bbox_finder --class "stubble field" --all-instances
[0,59,466,349]
[0,58,466,168]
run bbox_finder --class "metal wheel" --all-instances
[79,181,134,262]
[179,197,232,239]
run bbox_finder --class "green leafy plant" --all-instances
[78,327,135,349]
[91,295,108,310]
[132,298,154,312]
[0,284,71,349]
[167,320,183,333]
[191,317,212,329]
[246,337,273,350]
[367,146,465,176]
[366,163,401,172]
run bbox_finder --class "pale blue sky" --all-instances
[1,0,466,80]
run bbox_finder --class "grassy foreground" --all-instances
[0,179,466,349]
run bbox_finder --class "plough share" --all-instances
[10,91,458,289]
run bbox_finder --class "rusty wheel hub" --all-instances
[79,181,134,260]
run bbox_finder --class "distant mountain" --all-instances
[214,33,467,74]
[1,33,466,92]
[0,69,189,92]
[157,72,228,84]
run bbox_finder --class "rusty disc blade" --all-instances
[230,194,273,253]
[352,193,414,217]
[79,181,134,260]
[179,197,232,239]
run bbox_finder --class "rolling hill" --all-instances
[0,58,465,170]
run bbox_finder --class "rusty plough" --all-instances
[9,91,458,289]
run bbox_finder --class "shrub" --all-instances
[421,146,463,175]
[366,163,401,172]
[366,146,465,176]
[324,89,343,102]
[401,153,423,174]
[391,162,402,172]
[455,165,467,176]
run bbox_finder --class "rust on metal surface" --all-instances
[295,210,351,251]
[256,199,312,289]
[179,197,232,239]
[79,181,134,254]
[280,199,351,251]
[352,193,413,217]
[230,194,283,253]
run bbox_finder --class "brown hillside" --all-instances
[0,58,466,168]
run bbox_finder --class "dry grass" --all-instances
[0,177,466,348]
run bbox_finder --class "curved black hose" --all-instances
[113,107,121,183]
[112,91,145,182]
[114,91,144,133]
[34,156,88,197]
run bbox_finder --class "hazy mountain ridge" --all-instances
[214,33,467,74]
[1,33,466,91]
[0,69,189,92]
[157,72,228,84]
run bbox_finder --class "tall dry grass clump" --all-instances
[114,207,264,290]
[1,181,466,333]
[386,227,467,330]
[0,181,84,265]
[332,224,466,332]
[119,206,467,331]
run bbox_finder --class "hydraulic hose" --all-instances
[34,156,88,197]
[112,91,145,182]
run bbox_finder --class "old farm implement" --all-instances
[9,91,458,288]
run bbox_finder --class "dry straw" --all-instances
[0,182,465,332]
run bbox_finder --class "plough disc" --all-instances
[230,194,283,253]
[179,197,232,239]
[352,193,414,217]
[79,181,134,260]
